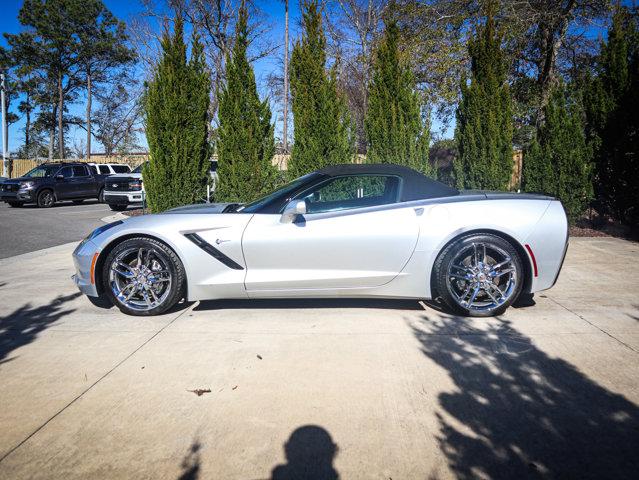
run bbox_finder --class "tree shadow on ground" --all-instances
[177,439,201,480]
[195,298,425,311]
[410,315,639,479]
[0,292,80,364]
[270,425,339,480]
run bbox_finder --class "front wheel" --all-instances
[102,237,185,316]
[37,189,55,208]
[433,233,524,317]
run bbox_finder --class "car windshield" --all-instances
[23,165,61,178]
[133,162,148,174]
[237,173,321,213]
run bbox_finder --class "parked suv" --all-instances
[87,163,131,176]
[103,162,146,211]
[0,162,108,208]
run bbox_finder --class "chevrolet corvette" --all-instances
[72,164,568,317]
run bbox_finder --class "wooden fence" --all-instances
[6,155,149,178]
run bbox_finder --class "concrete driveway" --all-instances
[0,237,637,479]
[0,201,115,258]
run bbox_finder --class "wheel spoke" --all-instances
[137,248,144,267]
[145,285,159,303]
[492,267,515,279]
[141,289,152,307]
[113,261,134,278]
[450,273,471,281]
[467,285,481,305]
[484,284,501,304]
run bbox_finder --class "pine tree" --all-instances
[288,0,353,179]
[144,17,211,212]
[584,5,638,228]
[215,5,277,203]
[453,9,513,190]
[365,15,432,175]
[523,86,593,223]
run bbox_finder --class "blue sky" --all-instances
[0,0,620,155]
[0,0,305,154]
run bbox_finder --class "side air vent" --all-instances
[184,233,244,270]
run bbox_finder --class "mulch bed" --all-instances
[124,208,147,217]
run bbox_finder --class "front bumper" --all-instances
[72,238,100,297]
[104,191,144,205]
[0,188,35,202]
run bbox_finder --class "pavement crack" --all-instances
[0,307,191,464]
[545,295,638,354]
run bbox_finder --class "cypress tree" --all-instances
[288,0,353,179]
[523,86,593,223]
[216,5,277,203]
[584,6,638,228]
[453,9,513,190]
[365,15,432,175]
[144,17,211,212]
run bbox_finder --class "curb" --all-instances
[100,212,128,223]
[0,241,78,266]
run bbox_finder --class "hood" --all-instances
[3,176,43,184]
[164,203,238,214]
[107,173,142,180]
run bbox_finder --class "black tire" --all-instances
[37,189,55,208]
[110,204,127,211]
[98,188,104,203]
[433,233,524,317]
[101,237,185,316]
[7,201,24,208]
[72,199,84,205]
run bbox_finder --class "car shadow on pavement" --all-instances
[0,292,80,364]
[16,200,103,209]
[194,298,426,311]
[409,314,639,479]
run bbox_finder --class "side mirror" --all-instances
[55,174,64,181]
[280,199,307,223]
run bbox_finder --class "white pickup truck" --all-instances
[103,162,145,211]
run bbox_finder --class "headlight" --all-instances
[19,181,35,189]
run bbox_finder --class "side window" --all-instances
[296,175,400,214]
[113,165,130,173]
[99,165,111,174]
[72,165,89,177]
[58,166,74,178]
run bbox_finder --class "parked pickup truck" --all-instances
[0,162,108,208]
[103,162,146,211]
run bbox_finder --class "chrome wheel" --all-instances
[446,242,517,312]
[108,246,172,312]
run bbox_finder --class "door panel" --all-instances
[242,207,419,292]
[54,166,75,199]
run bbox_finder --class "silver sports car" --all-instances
[72,164,568,317]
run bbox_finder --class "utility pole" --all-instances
[1,73,7,178]
[283,0,289,153]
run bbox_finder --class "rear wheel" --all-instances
[102,237,185,316]
[7,201,23,208]
[37,189,55,208]
[434,233,523,317]
[110,204,127,211]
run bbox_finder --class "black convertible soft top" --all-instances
[317,164,459,201]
